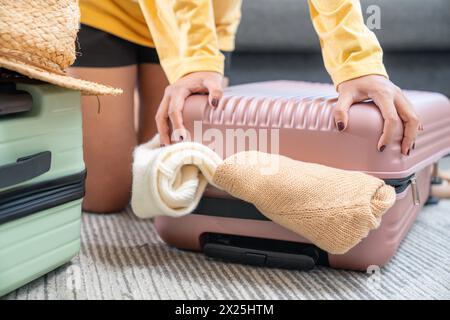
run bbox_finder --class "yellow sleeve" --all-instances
[138,0,224,84]
[213,0,242,52]
[308,0,388,87]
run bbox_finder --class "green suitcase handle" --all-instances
[0,151,51,189]
[0,92,33,116]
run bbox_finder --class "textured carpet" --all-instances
[4,198,450,300]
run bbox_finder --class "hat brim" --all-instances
[0,56,122,96]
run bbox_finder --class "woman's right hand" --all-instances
[155,71,223,145]
[335,75,422,156]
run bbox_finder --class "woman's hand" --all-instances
[156,71,223,145]
[334,75,422,156]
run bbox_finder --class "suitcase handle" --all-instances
[201,233,322,270]
[0,151,51,189]
[204,242,317,270]
[0,92,33,116]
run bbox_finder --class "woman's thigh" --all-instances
[68,66,137,213]
[137,63,169,144]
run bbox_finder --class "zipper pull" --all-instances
[411,176,420,205]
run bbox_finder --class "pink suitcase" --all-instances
[154,81,450,271]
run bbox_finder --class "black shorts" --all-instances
[74,24,232,73]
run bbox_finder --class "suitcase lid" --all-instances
[182,81,450,179]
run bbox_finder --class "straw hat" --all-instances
[0,0,122,95]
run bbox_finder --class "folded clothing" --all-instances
[213,151,396,254]
[132,137,396,254]
[131,135,222,218]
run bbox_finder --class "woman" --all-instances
[72,0,420,214]
[70,0,241,213]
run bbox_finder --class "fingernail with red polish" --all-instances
[379,145,386,152]
[407,149,411,156]
[160,144,165,148]
[412,143,416,150]
[337,122,345,132]
[211,98,219,108]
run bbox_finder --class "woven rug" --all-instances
[4,199,450,300]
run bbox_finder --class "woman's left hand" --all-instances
[334,75,422,156]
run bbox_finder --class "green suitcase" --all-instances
[0,81,85,297]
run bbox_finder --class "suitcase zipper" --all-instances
[410,176,420,205]
[384,174,420,206]
[0,170,86,224]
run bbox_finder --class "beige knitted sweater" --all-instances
[213,151,396,254]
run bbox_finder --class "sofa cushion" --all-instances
[235,0,450,52]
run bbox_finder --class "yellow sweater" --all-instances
[80,0,387,85]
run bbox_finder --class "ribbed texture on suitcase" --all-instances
[204,94,338,131]
[0,200,81,296]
